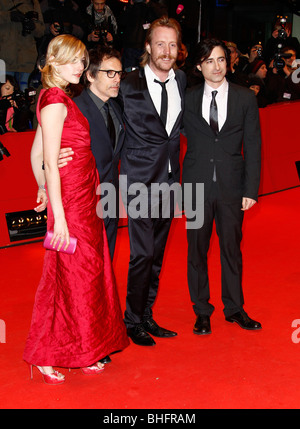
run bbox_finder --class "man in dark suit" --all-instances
[74,46,125,260]
[59,46,125,260]
[182,38,262,335]
[119,17,186,346]
[58,46,125,364]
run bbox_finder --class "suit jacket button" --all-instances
[210,159,214,162]
[215,138,218,142]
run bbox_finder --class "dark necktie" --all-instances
[154,79,169,127]
[103,103,116,148]
[210,90,218,134]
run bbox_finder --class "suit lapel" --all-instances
[109,98,124,154]
[168,69,185,135]
[137,68,169,136]
[82,89,122,154]
[139,68,187,137]
[195,81,235,137]
[175,70,185,111]
[195,84,215,136]
[82,89,106,133]
[138,67,158,114]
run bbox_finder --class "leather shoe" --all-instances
[127,324,156,346]
[225,311,262,330]
[99,355,111,364]
[193,315,211,335]
[142,318,177,338]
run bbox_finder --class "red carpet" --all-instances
[0,187,300,411]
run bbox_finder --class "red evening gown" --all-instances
[23,87,129,368]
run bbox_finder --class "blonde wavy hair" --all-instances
[41,34,89,93]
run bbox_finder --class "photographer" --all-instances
[0,0,45,91]
[238,42,264,73]
[247,58,286,106]
[225,40,249,87]
[83,0,118,49]
[264,17,300,67]
[38,0,85,57]
[119,0,162,71]
[271,46,297,77]
[0,75,34,133]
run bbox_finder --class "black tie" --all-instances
[103,103,116,148]
[210,90,218,134]
[154,79,169,127]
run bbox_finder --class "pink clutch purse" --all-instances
[43,231,77,254]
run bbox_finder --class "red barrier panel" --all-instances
[0,131,38,247]
[179,100,300,196]
[258,101,300,195]
[0,101,300,247]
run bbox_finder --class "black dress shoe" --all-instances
[142,318,177,338]
[225,311,262,330]
[193,315,211,335]
[127,324,156,346]
[99,355,111,364]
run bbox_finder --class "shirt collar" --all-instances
[87,88,105,110]
[204,78,228,98]
[145,64,175,83]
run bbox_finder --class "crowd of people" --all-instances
[0,0,169,132]
[1,1,300,133]
[223,20,300,107]
[185,17,300,106]
[0,1,299,384]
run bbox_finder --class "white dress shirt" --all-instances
[202,79,229,131]
[144,64,181,136]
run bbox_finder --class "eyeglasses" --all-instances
[98,70,126,79]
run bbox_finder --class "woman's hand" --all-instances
[51,218,70,252]
[58,147,74,168]
[34,188,48,212]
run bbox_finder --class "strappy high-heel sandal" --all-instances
[28,364,65,385]
[81,362,105,375]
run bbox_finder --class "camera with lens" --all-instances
[0,88,36,133]
[277,16,288,40]
[10,8,38,36]
[272,16,292,71]
[52,21,73,35]
[273,16,291,71]
[91,16,113,46]
[273,46,293,71]
[2,88,36,110]
[256,46,263,57]
[53,22,63,34]
[94,25,109,44]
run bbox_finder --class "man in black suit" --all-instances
[119,17,186,346]
[59,46,125,260]
[58,46,125,364]
[182,38,262,335]
[74,46,125,260]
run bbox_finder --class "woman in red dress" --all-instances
[23,35,129,384]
